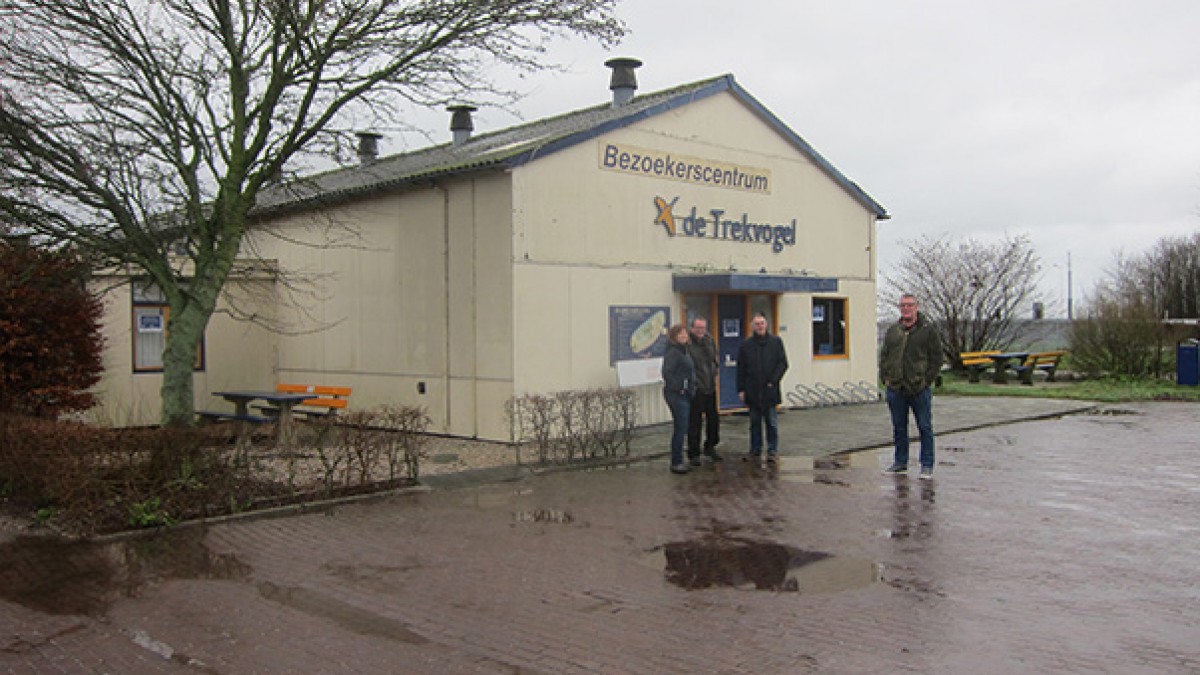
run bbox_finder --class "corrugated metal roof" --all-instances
[252,74,888,219]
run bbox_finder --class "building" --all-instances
[91,60,888,440]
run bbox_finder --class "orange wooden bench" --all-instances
[256,384,352,418]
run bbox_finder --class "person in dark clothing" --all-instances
[737,313,789,464]
[661,323,696,475]
[686,316,722,465]
[879,293,944,479]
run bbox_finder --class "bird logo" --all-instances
[653,196,679,235]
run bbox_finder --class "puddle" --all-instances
[258,581,428,644]
[767,453,884,486]
[814,452,878,470]
[0,528,249,617]
[645,537,877,593]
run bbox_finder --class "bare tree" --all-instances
[1104,232,1200,320]
[1068,231,1200,378]
[882,233,1046,366]
[1069,293,1174,378]
[0,0,624,426]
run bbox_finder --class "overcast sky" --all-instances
[395,0,1200,317]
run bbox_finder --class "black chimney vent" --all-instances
[605,57,642,107]
[355,131,382,164]
[447,105,477,146]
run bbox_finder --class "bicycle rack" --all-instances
[786,380,883,408]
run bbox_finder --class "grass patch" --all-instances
[937,373,1200,403]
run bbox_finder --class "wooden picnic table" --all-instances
[986,352,1030,384]
[210,390,313,450]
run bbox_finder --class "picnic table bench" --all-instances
[197,390,316,454]
[1013,351,1068,385]
[254,384,352,419]
[960,350,1002,383]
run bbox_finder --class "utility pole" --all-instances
[1067,251,1074,321]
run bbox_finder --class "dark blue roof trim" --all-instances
[672,273,839,294]
[503,77,732,168]
[724,81,887,219]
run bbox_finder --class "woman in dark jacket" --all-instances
[661,323,696,474]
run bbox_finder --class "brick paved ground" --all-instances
[2,399,1199,674]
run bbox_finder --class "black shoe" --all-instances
[706,451,724,462]
[670,463,690,475]
[688,455,703,467]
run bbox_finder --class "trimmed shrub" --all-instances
[507,387,638,464]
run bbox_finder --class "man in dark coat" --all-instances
[686,316,721,465]
[737,312,788,464]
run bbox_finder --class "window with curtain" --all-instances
[132,280,204,372]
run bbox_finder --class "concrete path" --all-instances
[4,397,1200,674]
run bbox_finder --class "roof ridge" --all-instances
[253,71,887,220]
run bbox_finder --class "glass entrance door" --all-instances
[684,293,778,410]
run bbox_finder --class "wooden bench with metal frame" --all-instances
[1013,351,1068,385]
[960,350,1002,383]
[255,384,353,419]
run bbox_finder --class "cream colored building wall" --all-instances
[511,264,675,427]
[511,91,879,426]
[257,174,514,439]
[89,276,276,427]
[513,93,874,282]
[447,176,515,439]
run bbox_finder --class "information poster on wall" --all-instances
[609,305,669,364]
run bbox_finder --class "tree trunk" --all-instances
[160,301,210,428]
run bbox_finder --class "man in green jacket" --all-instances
[879,293,944,478]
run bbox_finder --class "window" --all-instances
[132,280,204,372]
[748,295,774,332]
[812,297,847,357]
[683,294,713,328]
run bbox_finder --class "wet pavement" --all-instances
[4,397,1200,674]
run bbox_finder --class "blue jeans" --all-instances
[886,387,935,468]
[663,391,691,466]
[748,405,779,456]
